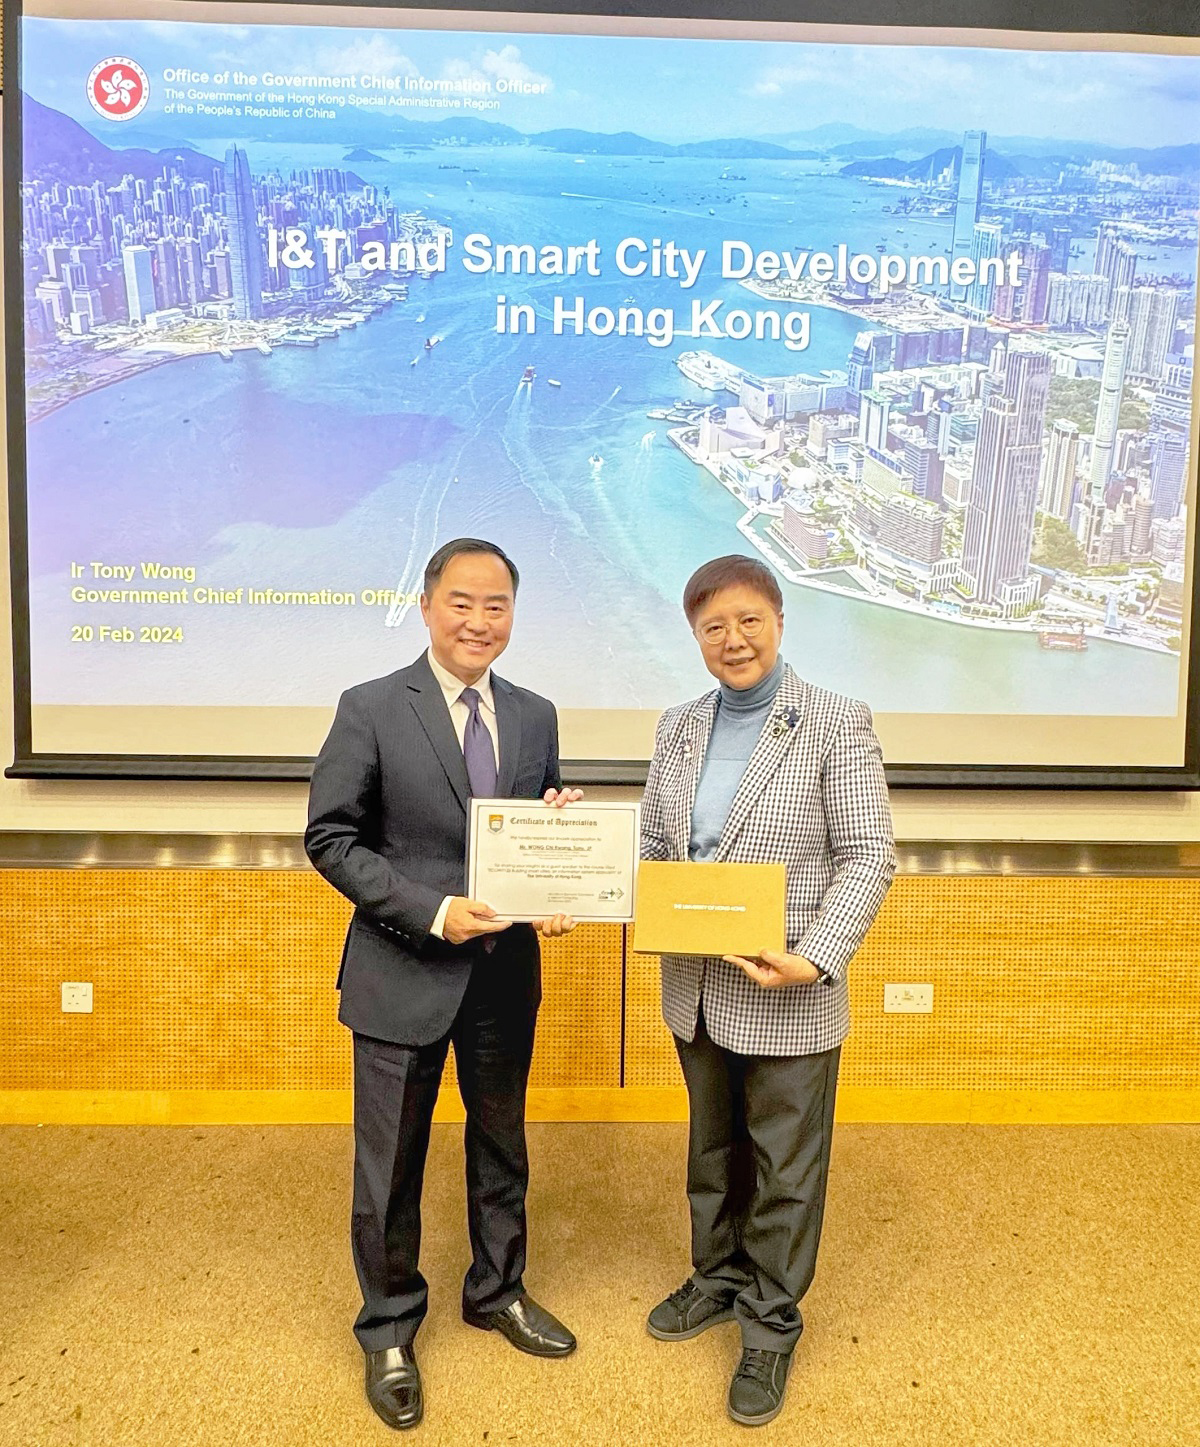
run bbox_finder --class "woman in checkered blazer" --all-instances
[640,555,895,1427]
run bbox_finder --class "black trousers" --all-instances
[674,1008,840,1353]
[350,960,538,1352]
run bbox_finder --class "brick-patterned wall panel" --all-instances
[624,878,1200,1092]
[0,872,621,1090]
[7,872,1200,1097]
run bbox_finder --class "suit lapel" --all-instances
[406,655,471,813]
[715,666,808,861]
[674,694,718,857]
[493,675,521,798]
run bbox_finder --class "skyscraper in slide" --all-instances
[1121,287,1180,380]
[121,243,155,324]
[224,144,264,320]
[1089,321,1131,498]
[961,343,1051,605]
[1095,222,1137,319]
[1041,418,1080,521]
[1149,425,1187,522]
[950,130,986,301]
[966,222,1002,320]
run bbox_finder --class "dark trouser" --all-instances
[674,1008,840,1353]
[350,963,538,1352]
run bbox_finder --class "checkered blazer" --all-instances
[641,663,895,1057]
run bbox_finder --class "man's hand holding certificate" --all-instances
[467,796,640,925]
[533,786,584,936]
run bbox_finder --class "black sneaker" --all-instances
[646,1281,735,1340]
[727,1347,792,1426]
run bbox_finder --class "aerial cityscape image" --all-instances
[16,12,1200,743]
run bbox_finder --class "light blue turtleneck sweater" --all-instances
[688,658,784,862]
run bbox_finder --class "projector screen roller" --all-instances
[7,1,1200,782]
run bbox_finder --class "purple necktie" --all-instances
[460,687,497,797]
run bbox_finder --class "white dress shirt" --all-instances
[425,648,500,938]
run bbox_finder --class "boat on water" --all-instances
[424,335,442,351]
[589,453,603,467]
[547,379,562,387]
[1037,619,1088,651]
[218,346,234,361]
[521,365,536,385]
[410,356,420,366]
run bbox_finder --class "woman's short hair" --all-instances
[682,555,783,624]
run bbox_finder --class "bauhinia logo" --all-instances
[87,58,149,121]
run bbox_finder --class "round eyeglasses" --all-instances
[696,613,768,646]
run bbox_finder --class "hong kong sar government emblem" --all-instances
[87,58,150,121]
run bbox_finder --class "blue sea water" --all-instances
[26,147,1181,716]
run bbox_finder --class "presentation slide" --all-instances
[9,2,1200,777]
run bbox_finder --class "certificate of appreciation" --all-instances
[467,800,640,923]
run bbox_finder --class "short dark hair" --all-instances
[423,538,519,596]
[682,555,783,624]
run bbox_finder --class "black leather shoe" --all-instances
[464,1293,577,1357]
[365,1344,423,1430]
[728,1347,792,1426]
[647,1281,735,1341]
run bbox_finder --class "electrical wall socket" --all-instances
[61,982,93,1013]
[884,982,933,1014]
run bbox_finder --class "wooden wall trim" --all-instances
[7,832,1200,876]
[3,1087,1199,1126]
[5,870,1200,1124]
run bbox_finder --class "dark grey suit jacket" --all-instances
[305,653,563,1045]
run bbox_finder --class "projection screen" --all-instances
[6,0,1200,783]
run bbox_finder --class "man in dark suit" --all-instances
[306,538,579,1431]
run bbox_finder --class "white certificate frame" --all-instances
[466,799,640,923]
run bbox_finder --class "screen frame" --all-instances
[6,0,1200,786]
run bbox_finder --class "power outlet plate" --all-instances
[61,981,93,1013]
[884,982,933,1014]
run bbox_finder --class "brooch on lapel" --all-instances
[682,739,694,760]
[770,706,800,738]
